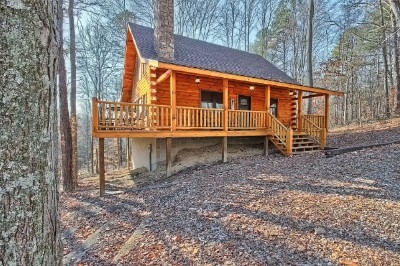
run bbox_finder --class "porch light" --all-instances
[249,85,255,91]
[195,76,200,84]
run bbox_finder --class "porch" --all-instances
[92,99,328,156]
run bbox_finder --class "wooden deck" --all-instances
[92,99,327,156]
[93,99,273,138]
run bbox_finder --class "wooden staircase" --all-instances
[267,112,326,156]
[269,131,321,156]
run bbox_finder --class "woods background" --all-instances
[60,0,400,179]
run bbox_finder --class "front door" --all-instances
[238,95,251,110]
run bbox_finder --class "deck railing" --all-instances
[267,112,293,156]
[176,106,223,129]
[228,110,268,129]
[94,99,171,130]
[303,114,325,129]
[93,99,274,133]
[301,115,326,148]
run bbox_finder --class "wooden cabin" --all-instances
[92,0,343,195]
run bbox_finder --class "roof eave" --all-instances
[157,62,344,96]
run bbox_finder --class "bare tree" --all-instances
[0,0,61,264]
[59,0,75,191]
[307,0,315,113]
[69,0,79,188]
[175,0,221,41]
[389,0,400,112]
[217,0,241,48]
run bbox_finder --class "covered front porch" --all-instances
[92,98,328,156]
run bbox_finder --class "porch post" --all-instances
[265,85,271,127]
[325,94,330,130]
[222,136,228,163]
[99,138,105,196]
[223,78,229,131]
[170,71,177,130]
[92,97,98,132]
[298,91,303,130]
[286,128,293,156]
[166,138,172,177]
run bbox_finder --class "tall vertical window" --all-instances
[201,91,223,108]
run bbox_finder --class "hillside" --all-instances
[62,118,400,265]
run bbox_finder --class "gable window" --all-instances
[140,63,147,78]
[201,90,223,109]
[270,98,278,117]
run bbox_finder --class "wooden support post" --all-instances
[222,136,228,163]
[170,71,177,131]
[286,128,293,156]
[223,79,229,131]
[263,136,269,156]
[325,94,330,130]
[127,138,131,170]
[166,138,172,177]
[298,91,303,130]
[99,138,105,196]
[320,128,327,149]
[265,85,271,127]
[92,97,98,132]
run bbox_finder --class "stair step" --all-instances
[292,145,320,149]
[293,142,317,147]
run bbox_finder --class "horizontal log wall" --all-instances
[152,68,292,126]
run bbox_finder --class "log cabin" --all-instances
[92,0,343,195]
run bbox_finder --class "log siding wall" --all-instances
[134,67,293,126]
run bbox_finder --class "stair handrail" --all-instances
[267,112,288,148]
[301,114,326,148]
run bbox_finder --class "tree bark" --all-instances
[307,0,315,114]
[380,0,391,117]
[0,0,62,264]
[69,0,79,185]
[59,0,75,191]
[390,2,400,113]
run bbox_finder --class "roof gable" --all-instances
[129,23,298,85]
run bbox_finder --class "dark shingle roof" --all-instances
[129,23,298,85]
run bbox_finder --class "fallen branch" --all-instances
[325,140,400,157]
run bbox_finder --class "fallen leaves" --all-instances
[61,119,400,265]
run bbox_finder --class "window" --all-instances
[270,98,278,117]
[140,63,147,78]
[201,91,223,109]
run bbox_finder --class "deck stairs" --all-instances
[269,131,321,156]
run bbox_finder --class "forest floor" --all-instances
[61,118,400,265]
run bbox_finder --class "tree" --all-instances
[59,0,75,191]
[307,0,315,114]
[69,0,79,188]
[0,0,61,264]
[389,0,400,112]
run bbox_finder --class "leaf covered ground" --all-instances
[61,119,400,265]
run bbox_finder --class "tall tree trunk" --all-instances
[380,0,391,117]
[391,6,400,113]
[59,0,75,191]
[0,1,62,264]
[69,0,78,185]
[91,137,95,175]
[307,0,315,114]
